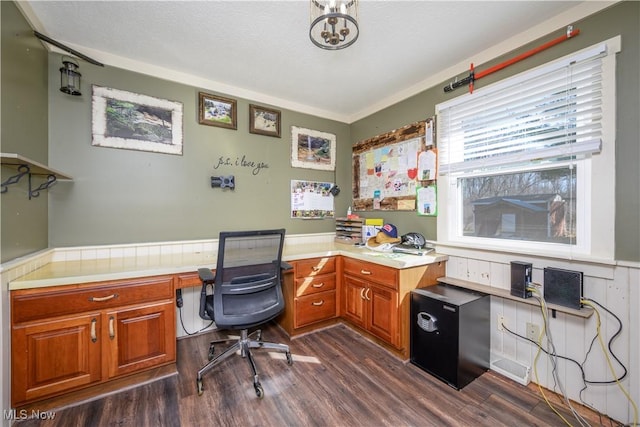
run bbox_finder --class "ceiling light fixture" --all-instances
[309,0,359,50]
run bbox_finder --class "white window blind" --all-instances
[438,44,607,175]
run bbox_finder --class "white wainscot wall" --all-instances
[445,251,639,425]
[176,286,217,338]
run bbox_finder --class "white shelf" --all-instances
[1,152,72,199]
[437,276,593,318]
[1,153,72,180]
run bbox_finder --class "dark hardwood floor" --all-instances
[16,322,619,426]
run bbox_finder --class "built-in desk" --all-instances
[9,242,447,290]
[8,240,447,409]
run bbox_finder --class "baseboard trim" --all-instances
[13,363,178,415]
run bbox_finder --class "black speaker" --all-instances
[544,267,583,309]
[510,261,532,299]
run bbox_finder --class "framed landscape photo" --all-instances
[249,104,281,138]
[291,126,336,171]
[198,92,237,129]
[91,85,183,155]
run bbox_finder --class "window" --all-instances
[436,38,619,259]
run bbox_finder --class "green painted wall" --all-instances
[3,1,638,262]
[0,1,49,263]
[350,1,640,262]
[47,58,351,247]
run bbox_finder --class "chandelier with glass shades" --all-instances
[309,0,359,50]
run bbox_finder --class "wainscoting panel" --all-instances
[445,253,638,425]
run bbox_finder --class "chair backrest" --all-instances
[210,229,286,330]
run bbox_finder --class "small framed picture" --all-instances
[291,126,336,171]
[249,104,281,138]
[198,92,237,130]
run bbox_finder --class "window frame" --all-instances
[436,37,619,261]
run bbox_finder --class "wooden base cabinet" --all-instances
[11,313,103,405]
[106,300,175,378]
[278,256,338,335]
[11,276,176,407]
[342,257,445,358]
[343,261,400,348]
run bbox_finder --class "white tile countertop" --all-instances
[8,239,447,290]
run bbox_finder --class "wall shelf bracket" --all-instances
[1,164,30,193]
[1,153,72,199]
[29,174,58,199]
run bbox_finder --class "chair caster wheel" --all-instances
[286,351,293,365]
[208,344,215,361]
[254,383,264,398]
[196,379,204,396]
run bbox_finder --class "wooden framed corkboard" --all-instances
[352,120,435,211]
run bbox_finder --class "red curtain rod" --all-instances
[444,26,580,94]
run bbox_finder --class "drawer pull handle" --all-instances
[311,300,325,306]
[90,318,97,343]
[312,283,325,288]
[89,293,119,302]
[311,266,321,272]
[109,316,115,340]
[360,269,372,275]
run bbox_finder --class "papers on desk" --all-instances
[392,246,434,256]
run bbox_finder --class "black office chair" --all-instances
[196,229,293,398]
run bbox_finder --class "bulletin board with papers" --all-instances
[352,119,436,212]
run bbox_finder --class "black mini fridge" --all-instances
[410,285,490,390]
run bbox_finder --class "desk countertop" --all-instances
[9,242,447,290]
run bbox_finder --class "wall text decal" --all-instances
[213,155,269,175]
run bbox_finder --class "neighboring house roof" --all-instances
[472,194,561,213]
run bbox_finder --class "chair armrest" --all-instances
[280,261,293,271]
[198,267,215,284]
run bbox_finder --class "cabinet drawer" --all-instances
[295,274,336,297]
[175,271,207,289]
[343,258,398,289]
[294,257,336,279]
[295,291,336,328]
[12,275,174,324]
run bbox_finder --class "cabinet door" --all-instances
[12,313,102,405]
[367,284,399,348]
[342,275,366,327]
[106,300,176,378]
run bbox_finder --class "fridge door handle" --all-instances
[417,312,438,332]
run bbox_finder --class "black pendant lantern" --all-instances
[59,58,82,96]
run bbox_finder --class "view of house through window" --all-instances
[436,38,620,256]
[460,166,576,244]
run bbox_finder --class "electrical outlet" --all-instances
[497,315,505,332]
[526,322,540,341]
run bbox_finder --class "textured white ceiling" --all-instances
[19,1,610,123]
